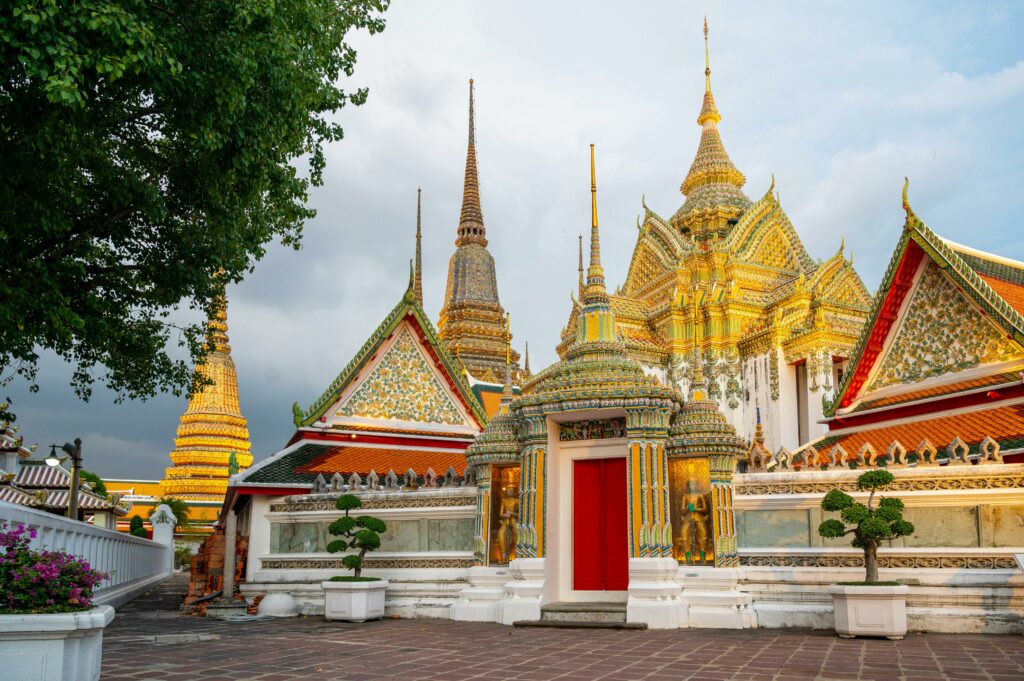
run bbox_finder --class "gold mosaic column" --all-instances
[472,464,492,565]
[626,408,673,559]
[516,415,548,558]
[709,454,739,567]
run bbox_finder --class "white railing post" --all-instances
[150,504,176,576]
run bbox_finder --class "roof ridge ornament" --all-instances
[902,176,920,231]
[414,187,423,306]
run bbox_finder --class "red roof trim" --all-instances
[830,383,1024,431]
[839,240,925,408]
[286,430,471,451]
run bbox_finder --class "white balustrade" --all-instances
[0,500,175,608]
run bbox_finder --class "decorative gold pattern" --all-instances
[261,557,476,570]
[736,472,1024,496]
[740,553,1018,570]
[269,495,476,513]
[337,327,466,425]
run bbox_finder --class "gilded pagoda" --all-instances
[160,295,253,501]
[560,21,872,453]
[438,80,521,385]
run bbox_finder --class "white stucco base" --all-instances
[0,605,114,681]
[626,557,686,629]
[451,566,511,622]
[679,566,757,629]
[500,558,546,625]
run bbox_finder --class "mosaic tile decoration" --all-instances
[337,326,467,425]
[868,262,1021,390]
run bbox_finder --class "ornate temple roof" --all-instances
[828,180,1024,416]
[438,80,520,382]
[672,19,751,234]
[520,146,681,414]
[161,294,252,501]
[466,321,520,465]
[294,269,488,432]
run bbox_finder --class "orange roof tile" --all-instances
[980,274,1024,316]
[296,446,467,477]
[853,371,1022,412]
[818,402,1024,457]
[478,390,504,419]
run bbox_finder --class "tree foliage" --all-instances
[148,496,190,528]
[1,0,390,412]
[818,470,914,582]
[326,493,386,579]
[79,469,108,498]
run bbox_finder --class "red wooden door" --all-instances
[572,458,628,591]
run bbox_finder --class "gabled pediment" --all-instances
[864,260,1022,393]
[294,288,487,432]
[830,185,1024,414]
[725,191,815,273]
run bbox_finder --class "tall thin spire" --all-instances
[524,341,531,376]
[574,145,616,348]
[704,16,711,92]
[577,234,585,299]
[414,188,423,306]
[584,144,607,305]
[457,79,486,246]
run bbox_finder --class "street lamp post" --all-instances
[46,438,83,520]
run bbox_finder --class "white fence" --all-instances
[0,500,175,608]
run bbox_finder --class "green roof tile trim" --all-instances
[292,285,488,429]
[825,180,1024,417]
[955,251,1024,285]
[244,442,332,484]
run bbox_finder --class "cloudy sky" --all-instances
[8,1,1024,480]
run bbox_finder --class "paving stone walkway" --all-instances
[102,578,1024,681]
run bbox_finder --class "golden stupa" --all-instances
[160,295,252,501]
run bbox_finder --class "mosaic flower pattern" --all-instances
[337,327,466,425]
[869,263,1022,390]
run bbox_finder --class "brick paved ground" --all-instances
[102,579,1024,681]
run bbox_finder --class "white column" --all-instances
[776,348,800,451]
[150,504,176,576]
[246,496,272,582]
[222,510,237,600]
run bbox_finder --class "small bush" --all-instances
[326,494,387,579]
[818,470,914,583]
[129,515,148,538]
[0,522,108,613]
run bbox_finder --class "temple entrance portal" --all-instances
[572,458,628,590]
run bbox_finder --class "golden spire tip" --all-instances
[703,16,711,92]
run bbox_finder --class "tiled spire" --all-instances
[457,79,486,247]
[674,18,750,233]
[523,340,531,376]
[575,145,616,346]
[161,292,252,501]
[584,144,608,306]
[414,188,424,306]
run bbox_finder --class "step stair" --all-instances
[513,602,646,630]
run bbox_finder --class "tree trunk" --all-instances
[864,540,879,583]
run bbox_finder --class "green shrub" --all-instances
[818,470,914,582]
[129,515,148,538]
[326,494,387,579]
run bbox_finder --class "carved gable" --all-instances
[867,262,1023,391]
[335,325,471,426]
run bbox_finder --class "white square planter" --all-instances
[828,584,909,639]
[322,580,389,622]
[0,605,114,681]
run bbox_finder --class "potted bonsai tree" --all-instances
[818,469,915,639]
[321,493,389,622]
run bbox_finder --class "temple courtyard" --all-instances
[98,579,1024,681]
